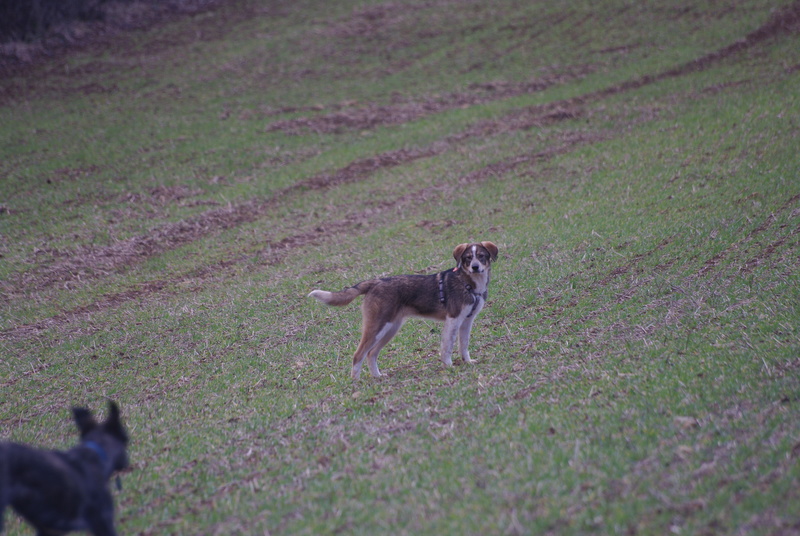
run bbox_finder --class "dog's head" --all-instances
[452,241,498,274]
[73,401,130,476]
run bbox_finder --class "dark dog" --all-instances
[309,241,498,379]
[0,401,129,536]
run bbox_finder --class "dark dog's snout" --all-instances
[471,263,480,272]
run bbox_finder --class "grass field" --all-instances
[1,0,799,534]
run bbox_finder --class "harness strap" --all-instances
[438,270,487,318]
[466,285,488,318]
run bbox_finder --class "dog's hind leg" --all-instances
[351,335,375,380]
[352,319,401,379]
[351,308,387,379]
[351,306,377,379]
[364,320,403,378]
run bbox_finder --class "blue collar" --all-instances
[83,440,109,464]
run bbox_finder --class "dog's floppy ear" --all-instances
[103,401,128,443]
[452,243,470,264]
[481,241,499,261]
[73,407,98,437]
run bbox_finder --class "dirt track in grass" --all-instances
[2,1,799,343]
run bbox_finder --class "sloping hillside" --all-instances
[1,0,798,534]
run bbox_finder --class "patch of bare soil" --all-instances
[264,72,589,135]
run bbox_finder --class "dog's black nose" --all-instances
[471,264,480,271]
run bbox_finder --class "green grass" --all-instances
[1,0,799,534]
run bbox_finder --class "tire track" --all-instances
[0,130,607,343]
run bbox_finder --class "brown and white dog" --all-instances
[308,241,498,379]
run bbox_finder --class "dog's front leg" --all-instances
[440,316,459,367]
[87,494,118,536]
[458,315,477,364]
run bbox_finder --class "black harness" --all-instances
[438,269,487,318]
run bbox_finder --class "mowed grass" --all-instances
[1,0,799,534]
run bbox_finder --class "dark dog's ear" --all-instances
[104,401,128,443]
[73,407,98,437]
[452,243,469,264]
[480,241,499,261]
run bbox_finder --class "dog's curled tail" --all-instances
[308,281,374,307]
